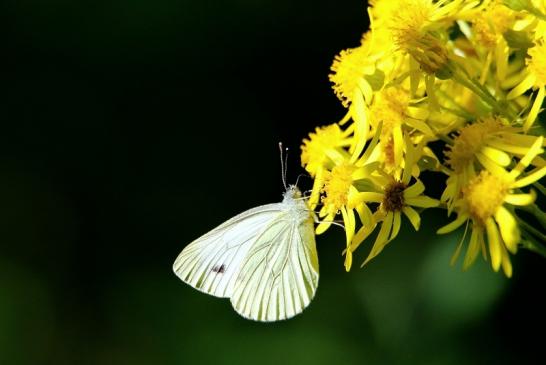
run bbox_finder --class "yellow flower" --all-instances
[473,3,515,49]
[441,117,544,211]
[368,86,433,173]
[329,44,375,108]
[372,0,474,75]
[307,126,385,271]
[438,137,546,277]
[507,41,546,130]
[349,137,439,266]
[301,123,353,207]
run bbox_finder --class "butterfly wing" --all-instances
[230,204,319,321]
[172,204,285,298]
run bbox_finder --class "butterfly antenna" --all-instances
[295,172,310,188]
[279,142,288,190]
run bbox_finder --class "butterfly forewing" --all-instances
[173,204,285,298]
[230,200,319,321]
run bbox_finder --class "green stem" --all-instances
[448,62,517,120]
[520,238,546,258]
[439,105,475,121]
[519,218,546,243]
[436,132,454,145]
[517,203,546,229]
[533,181,546,196]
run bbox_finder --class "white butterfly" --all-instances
[172,185,319,322]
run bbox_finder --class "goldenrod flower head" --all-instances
[301,123,351,177]
[329,45,374,107]
[369,87,412,172]
[322,164,356,212]
[389,0,433,41]
[352,138,439,266]
[463,171,508,226]
[301,0,546,279]
[473,2,515,48]
[446,118,505,173]
[438,137,546,277]
[370,87,409,132]
[527,41,546,88]
[385,0,450,73]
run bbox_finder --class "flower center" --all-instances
[383,181,407,212]
[463,171,507,226]
[527,42,546,87]
[323,164,355,211]
[388,0,448,73]
[446,118,504,173]
[474,4,514,48]
[371,87,409,134]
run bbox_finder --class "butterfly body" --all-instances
[173,185,319,321]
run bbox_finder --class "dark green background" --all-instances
[2,1,545,364]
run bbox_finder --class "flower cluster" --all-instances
[301,0,546,277]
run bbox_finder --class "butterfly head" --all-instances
[283,185,302,202]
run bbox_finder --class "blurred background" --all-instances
[2,1,545,364]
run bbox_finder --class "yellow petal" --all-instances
[356,203,374,226]
[504,191,536,206]
[358,78,373,105]
[351,221,377,252]
[463,226,481,271]
[476,152,508,177]
[316,213,335,235]
[362,212,393,266]
[405,196,439,208]
[402,206,421,231]
[494,206,519,254]
[393,124,404,169]
[437,213,469,234]
[349,91,369,161]
[341,206,356,247]
[506,73,535,100]
[344,250,353,272]
[512,166,546,188]
[508,136,544,180]
[404,180,425,198]
[355,192,384,203]
[481,146,511,166]
[485,218,502,272]
[524,86,545,132]
[450,220,469,266]
[495,37,508,81]
[390,212,401,241]
[500,243,513,278]
[405,117,435,137]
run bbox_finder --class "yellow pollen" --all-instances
[474,4,514,48]
[527,42,546,87]
[383,137,396,168]
[301,124,344,176]
[446,118,504,173]
[371,87,409,134]
[463,171,507,226]
[388,0,432,42]
[329,45,371,107]
[387,0,448,73]
[322,164,355,211]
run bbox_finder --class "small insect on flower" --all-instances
[173,145,319,322]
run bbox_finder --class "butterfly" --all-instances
[172,184,319,322]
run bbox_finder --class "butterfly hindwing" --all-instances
[230,200,319,321]
[172,204,285,298]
